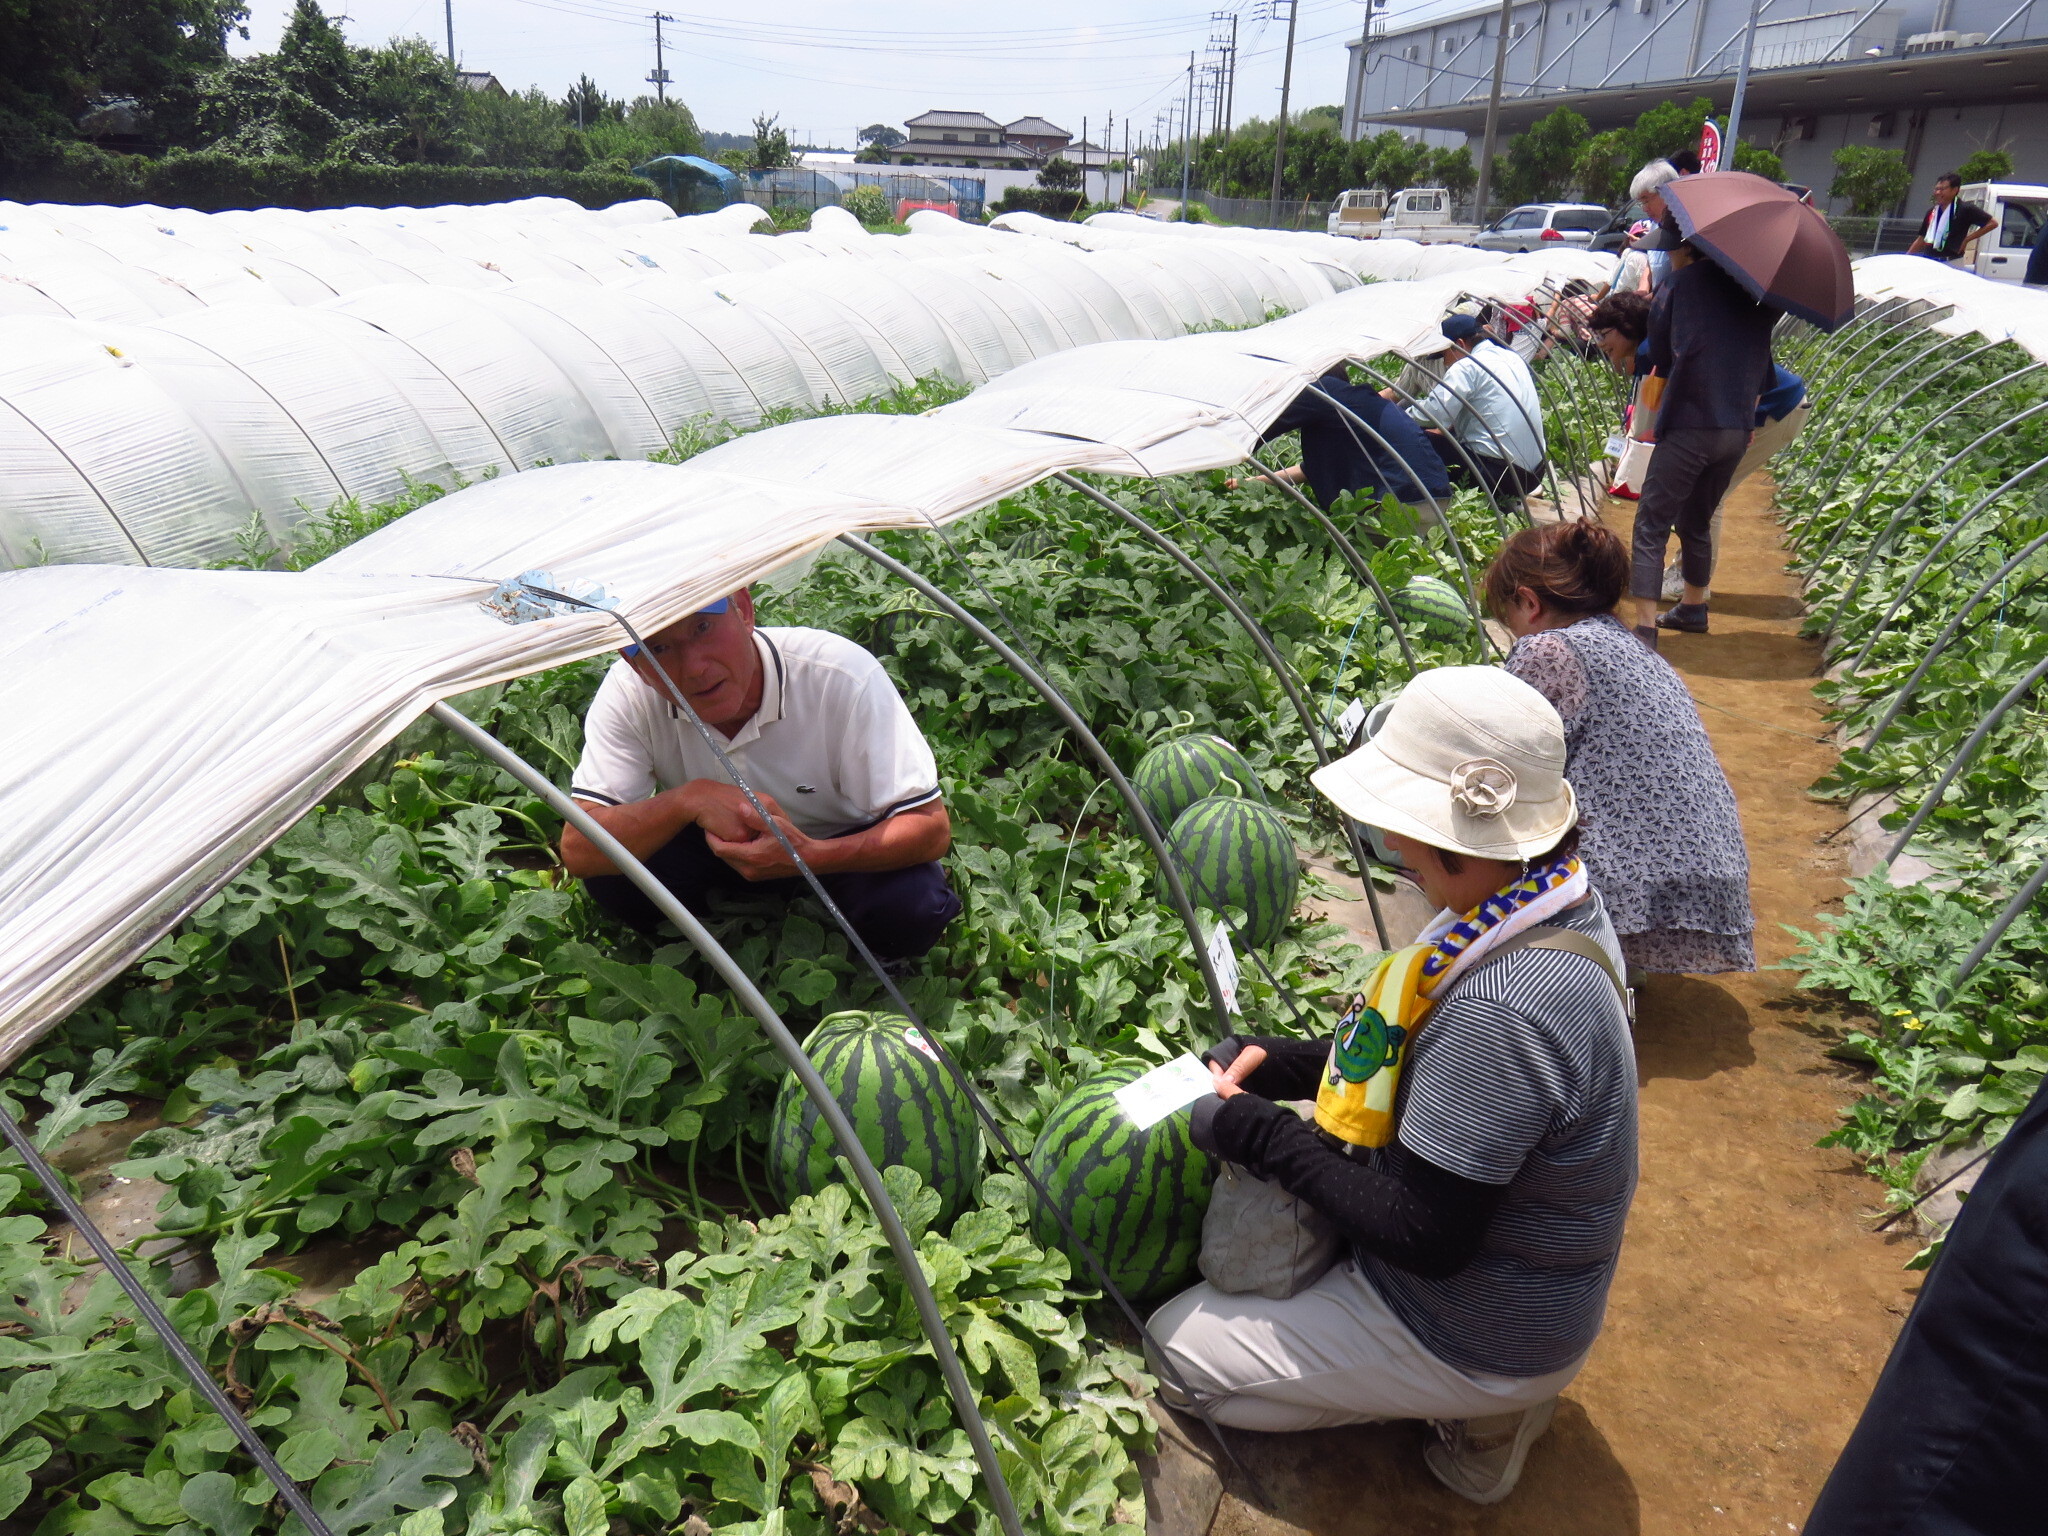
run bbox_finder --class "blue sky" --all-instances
[232,0,1372,143]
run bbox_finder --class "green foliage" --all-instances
[1569,96,1719,203]
[1955,148,2016,184]
[1036,156,1082,193]
[1830,145,1913,216]
[746,111,796,173]
[856,123,905,150]
[1731,140,1784,181]
[1499,107,1590,205]
[990,187,1085,219]
[838,183,891,225]
[581,96,702,172]
[1771,328,2048,1217]
[1,354,1521,1526]
[561,74,622,131]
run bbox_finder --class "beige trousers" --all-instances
[1663,398,1811,597]
[1147,1258,1586,1432]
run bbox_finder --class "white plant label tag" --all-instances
[1603,432,1626,460]
[1207,923,1242,1015]
[1113,1054,1215,1130]
[1335,698,1369,743]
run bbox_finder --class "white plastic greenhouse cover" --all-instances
[1846,255,2048,363]
[1,199,1613,569]
[0,262,1603,1060]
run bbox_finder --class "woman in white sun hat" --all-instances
[1152,666,1638,1507]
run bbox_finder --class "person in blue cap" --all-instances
[1403,315,1548,502]
[1225,369,1452,525]
[561,589,961,962]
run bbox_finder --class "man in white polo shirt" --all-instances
[1401,314,1547,501]
[562,589,961,962]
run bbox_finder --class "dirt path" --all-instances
[1196,477,1918,1535]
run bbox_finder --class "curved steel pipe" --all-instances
[1345,360,1514,535]
[1841,454,2048,677]
[1291,391,1498,657]
[1818,397,2048,637]
[1943,850,2048,1008]
[430,701,1031,1536]
[1057,473,1392,951]
[838,534,1235,1035]
[1786,311,1958,485]
[1244,451,1426,670]
[1801,363,2048,567]
[1882,650,2048,867]
[1787,332,1997,508]
[1861,529,2048,750]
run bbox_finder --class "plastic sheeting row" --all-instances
[0,203,1607,570]
[0,263,1605,1061]
[1848,254,2048,362]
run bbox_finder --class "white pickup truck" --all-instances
[1953,181,2047,284]
[1326,186,1483,243]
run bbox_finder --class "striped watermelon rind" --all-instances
[1393,574,1474,638]
[1168,794,1302,948]
[1027,1063,1216,1302]
[768,1011,984,1227]
[1131,734,1263,834]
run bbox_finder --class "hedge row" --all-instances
[988,186,1084,219]
[0,142,655,211]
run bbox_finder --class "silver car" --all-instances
[1472,203,1612,253]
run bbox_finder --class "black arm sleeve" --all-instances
[1199,1092,1508,1280]
[1200,1034,1328,1100]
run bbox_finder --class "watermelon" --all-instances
[1393,574,1474,638]
[1027,1064,1216,1301]
[768,1011,983,1225]
[1167,794,1302,948]
[1131,733,1263,834]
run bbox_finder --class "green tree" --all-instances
[1955,147,2015,184]
[1037,154,1081,192]
[276,0,355,118]
[1353,129,1429,193]
[857,122,904,149]
[1830,144,1912,215]
[358,37,462,162]
[1498,106,1588,204]
[561,73,622,130]
[1731,140,1782,180]
[1573,127,1634,204]
[840,182,890,224]
[463,84,589,169]
[0,0,246,142]
[1625,96,1713,168]
[1428,144,1477,198]
[747,110,794,171]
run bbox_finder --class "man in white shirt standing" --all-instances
[1404,315,1548,501]
[563,589,961,962]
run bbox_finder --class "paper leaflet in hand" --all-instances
[1112,1055,1216,1131]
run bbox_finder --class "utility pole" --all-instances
[1181,53,1194,210]
[444,0,455,64]
[1123,118,1131,204]
[1472,0,1514,222]
[648,12,675,104]
[1722,0,1765,168]
[1268,0,1299,214]
[1224,11,1238,137]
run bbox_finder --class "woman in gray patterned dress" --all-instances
[1482,520,1754,974]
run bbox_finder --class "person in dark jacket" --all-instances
[1804,1077,2048,1536]
[2026,215,2048,287]
[1629,228,1782,645]
[1229,369,1452,524]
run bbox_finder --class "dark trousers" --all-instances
[1805,1078,2048,1535]
[1630,427,1747,599]
[1431,437,1542,500]
[584,824,962,961]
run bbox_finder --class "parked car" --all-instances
[1591,199,1649,254]
[1326,187,1387,237]
[1472,202,1611,253]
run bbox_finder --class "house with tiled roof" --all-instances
[889,109,1077,168]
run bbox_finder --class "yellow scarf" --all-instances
[1314,856,1587,1147]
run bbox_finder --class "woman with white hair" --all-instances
[1152,666,1637,1507]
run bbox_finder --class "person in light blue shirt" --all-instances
[1402,315,1548,502]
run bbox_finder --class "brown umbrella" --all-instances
[1662,170,1855,331]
